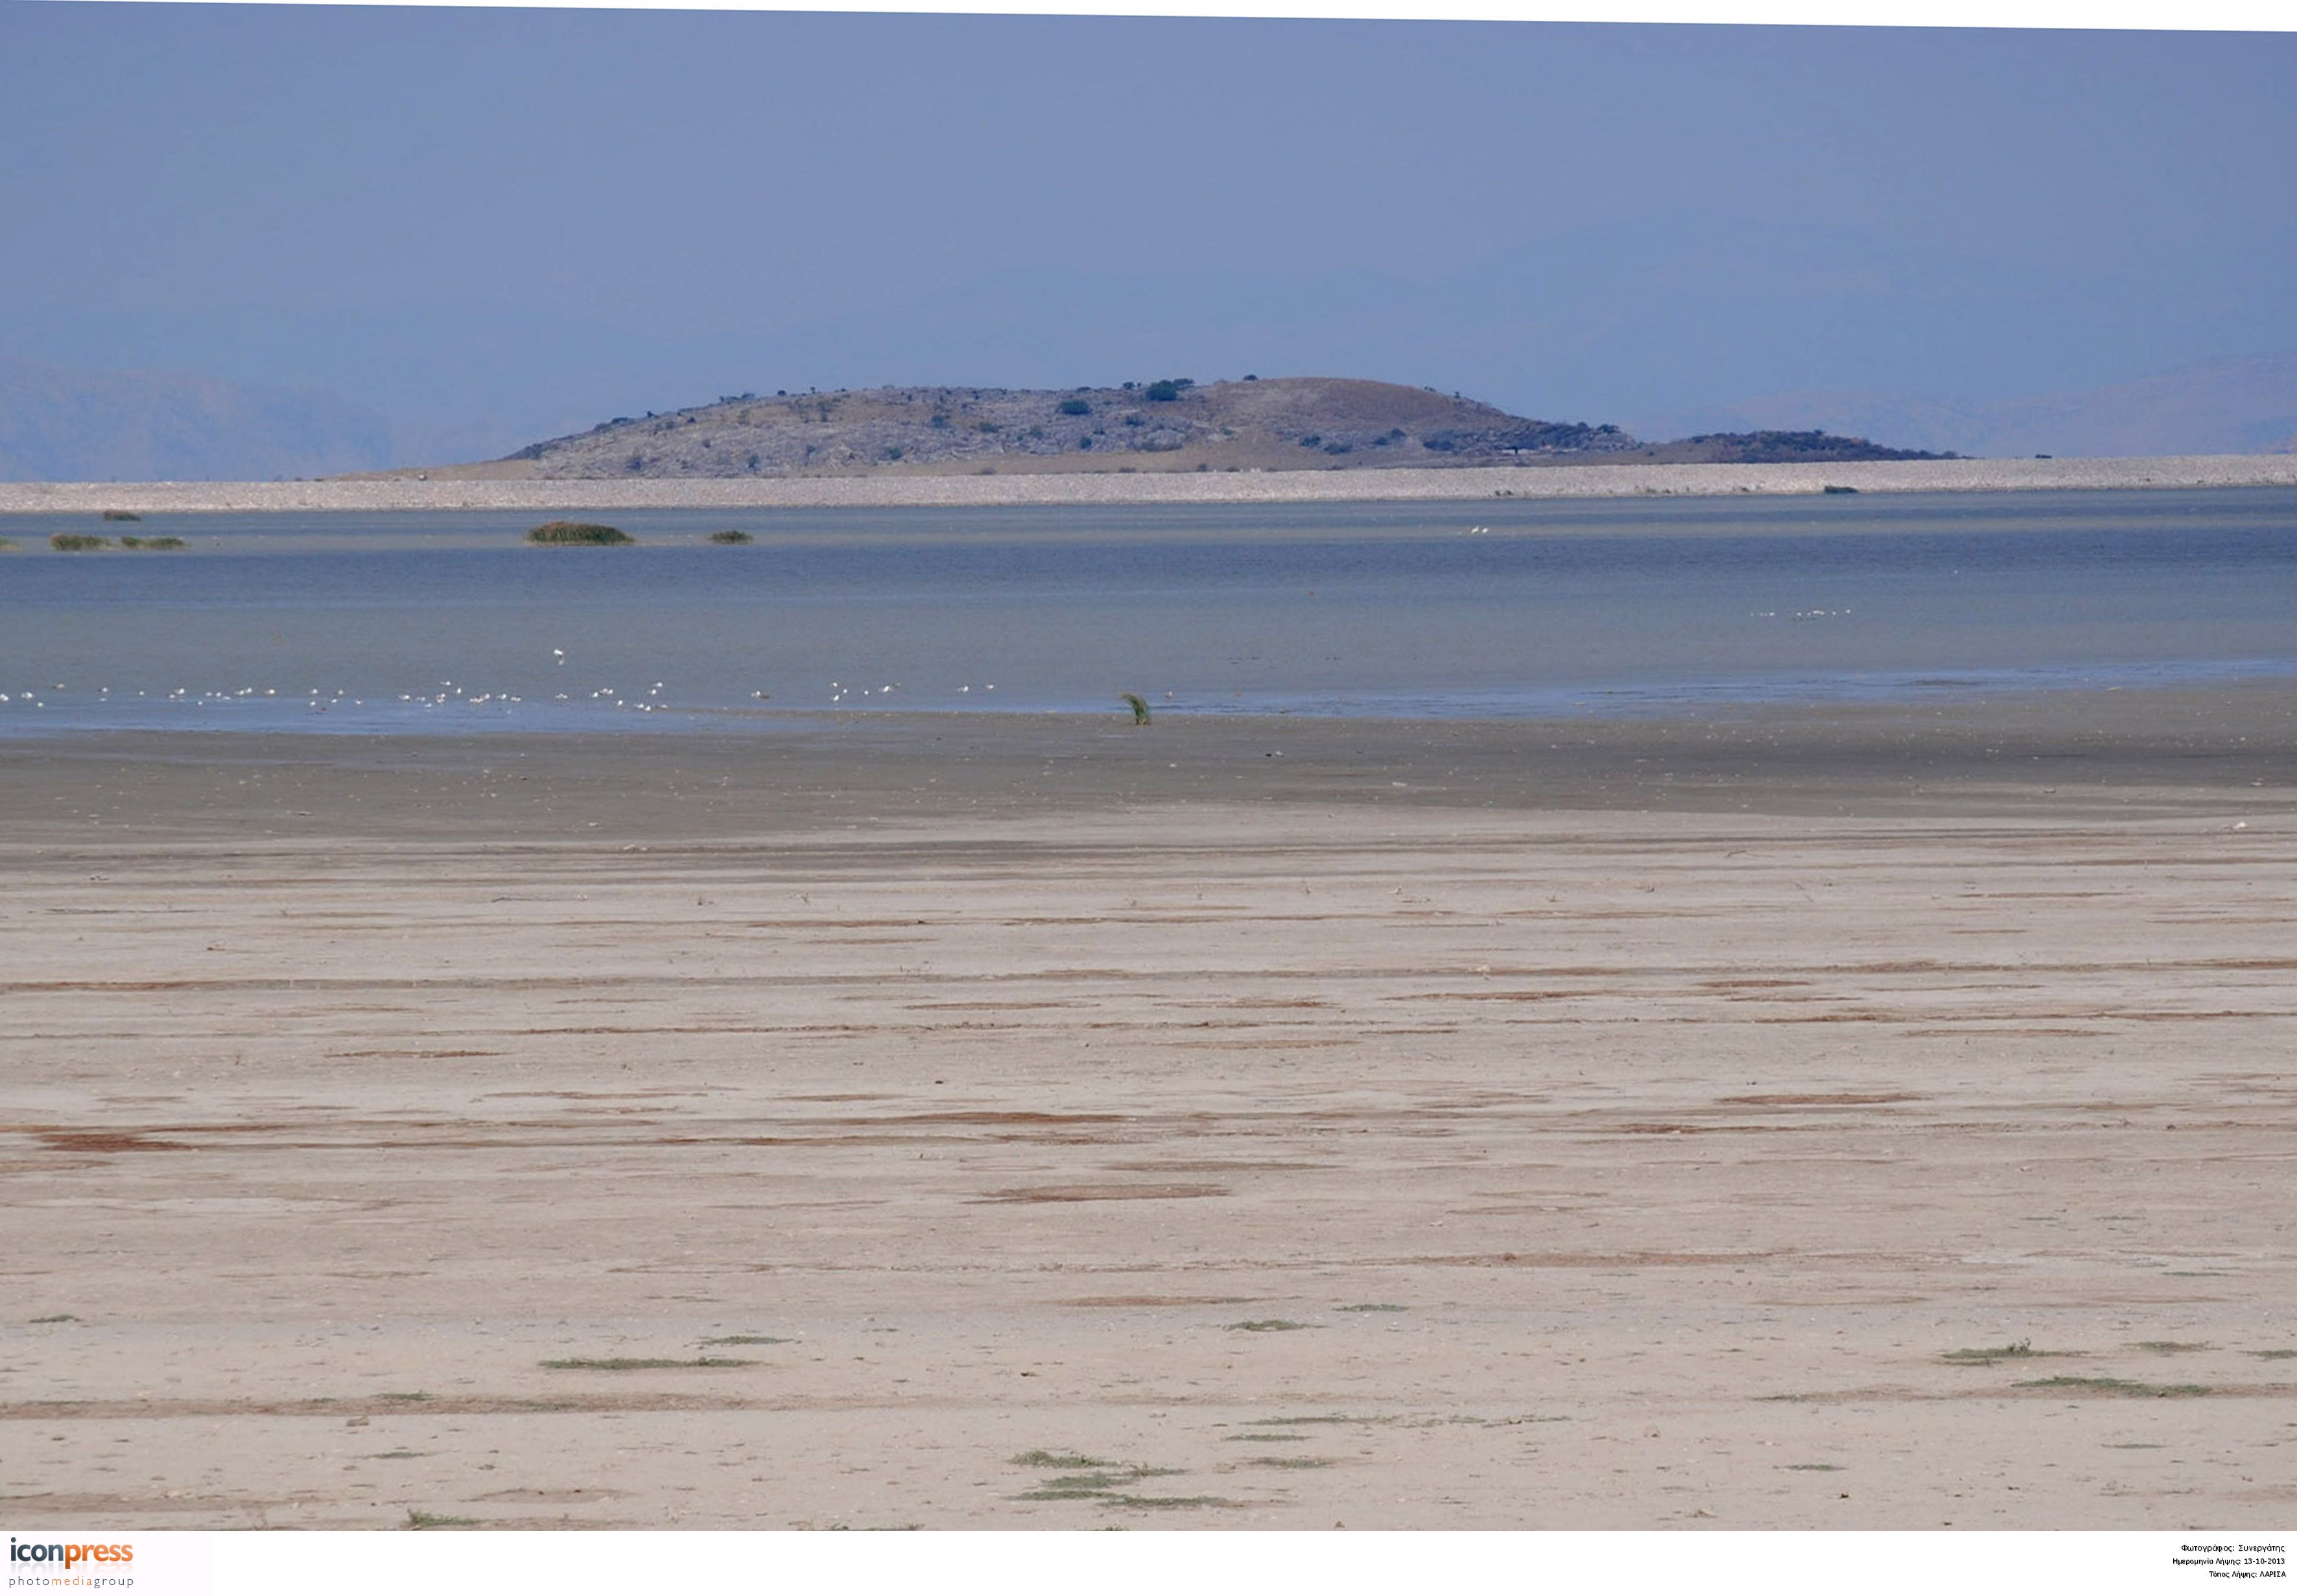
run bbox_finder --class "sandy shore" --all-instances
[3,454,2294,515]
[3,696,2294,1529]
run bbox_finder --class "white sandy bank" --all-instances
[2,454,2293,515]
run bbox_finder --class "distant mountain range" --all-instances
[1636,353,2297,461]
[0,355,391,482]
[399,377,1943,481]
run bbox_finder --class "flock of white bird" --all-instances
[0,649,1009,718]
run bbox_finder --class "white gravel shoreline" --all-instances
[2,454,2292,515]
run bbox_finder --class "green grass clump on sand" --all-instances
[539,1355,752,1370]
[526,521,633,546]
[404,1510,477,1530]
[1249,1414,1382,1426]
[118,535,187,550]
[2015,1375,2208,1398]
[1225,1319,1310,1332]
[1009,1451,1216,1508]
[1943,1339,2072,1367]
[707,528,754,545]
[100,510,141,522]
[1037,1470,1181,1493]
[50,533,110,552]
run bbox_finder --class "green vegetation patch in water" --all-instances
[526,521,633,546]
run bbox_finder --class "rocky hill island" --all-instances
[412,377,1949,480]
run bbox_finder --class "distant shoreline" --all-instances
[2,453,2292,515]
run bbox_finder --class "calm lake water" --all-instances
[3,487,2294,734]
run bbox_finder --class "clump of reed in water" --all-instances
[526,521,633,546]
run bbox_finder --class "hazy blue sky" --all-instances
[3,4,2292,460]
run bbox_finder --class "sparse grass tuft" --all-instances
[404,1510,477,1529]
[1783,1463,1844,1472]
[1251,1414,1382,1426]
[1121,692,1151,726]
[119,535,187,550]
[1108,1494,1235,1510]
[1010,1452,1198,1506]
[2246,1349,2297,1361]
[101,511,141,522]
[1041,1469,1180,1492]
[2016,1376,2208,1398]
[1226,1319,1310,1332]
[377,1391,431,1402]
[371,1450,429,1460]
[700,1334,788,1346]
[707,529,754,545]
[1244,1456,1332,1470]
[1337,1303,1407,1313]
[50,533,110,551]
[539,1356,753,1370]
[1223,1433,1308,1442]
[526,521,633,546]
[2132,1341,2209,1354]
[30,1313,78,1324]
[1942,1340,2057,1367]
[0,537,16,551]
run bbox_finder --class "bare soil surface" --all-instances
[3,696,2293,1529]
